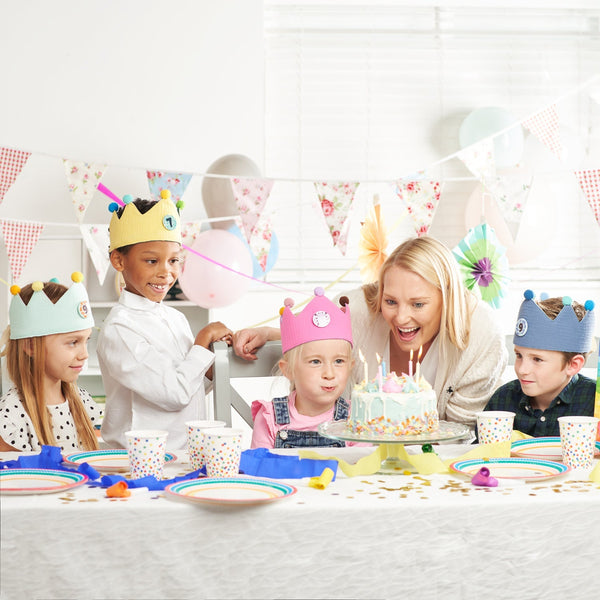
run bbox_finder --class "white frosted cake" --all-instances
[348,372,439,437]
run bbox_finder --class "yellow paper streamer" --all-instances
[511,430,532,441]
[308,467,335,489]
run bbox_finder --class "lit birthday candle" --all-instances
[359,349,369,384]
[415,345,423,383]
[408,349,413,378]
[376,353,383,391]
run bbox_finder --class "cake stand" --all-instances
[318,420,472,474]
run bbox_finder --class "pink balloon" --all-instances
[179,230,253,309]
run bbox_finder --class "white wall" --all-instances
[0,0,264,324]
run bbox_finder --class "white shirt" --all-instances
[97,290,214,450]
[0,387,102,452]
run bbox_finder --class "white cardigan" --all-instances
[343,287,507,426]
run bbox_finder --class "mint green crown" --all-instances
[9,273,95,340]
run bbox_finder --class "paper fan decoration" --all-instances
[357,203,388,283]
[452,223,510,309]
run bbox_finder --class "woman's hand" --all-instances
[232,327,280,361]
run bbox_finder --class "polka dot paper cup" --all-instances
[476,411,515,444]
[185,420,226,471]
[203,427,244,478]
[558,416,599,471]
[125,430,169,479]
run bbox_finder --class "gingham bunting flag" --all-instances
[313,181,360,255]
[147,170,193,203]
[0,147,31,204]
[574,169,600,227]
[522,104,562,160]
[230,177,274,244]
[63,160,107,223]
[394,179,441,236]
[80,224,111,285]
[0,220,45,282]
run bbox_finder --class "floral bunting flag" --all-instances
[483,168,533,239]
[0,147,31,204]
[230,177,275,245]
[574,169,600,227]
[249,215,274,272]
[313,181,360,255]
[80,224,111,285]
[457,138,496,183]
[0,219,45,282]
[394,179,441,236]
[147,171,193,203]
[63,160,107,223]
[522,104,562,160]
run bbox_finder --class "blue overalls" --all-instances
[272,396,348,448]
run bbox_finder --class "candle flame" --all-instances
[410,349,413,360]
[375,352,381,364]
[359,349,366,362]
[417,346,423,361]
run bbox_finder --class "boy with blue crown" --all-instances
[98,191,232,450]
[483,290,596,437]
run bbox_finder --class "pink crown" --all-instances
[280,287,353,354]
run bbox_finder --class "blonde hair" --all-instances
[279,340,353,392]
[2,282,98,451]
[364,236,474,354]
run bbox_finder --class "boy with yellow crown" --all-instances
[98,191,232,450]
[482,290,596,437]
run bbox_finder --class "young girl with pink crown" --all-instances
[0,273,102,452]
[251,287,366,448]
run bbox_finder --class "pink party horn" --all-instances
[97,182,125,207]
[471,466,498,487]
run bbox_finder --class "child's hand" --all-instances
[194,321,233,349]
[232,327,280,361]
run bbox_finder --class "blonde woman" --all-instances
[235,237,507,428]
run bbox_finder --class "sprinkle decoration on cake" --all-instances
[348,369,439,437]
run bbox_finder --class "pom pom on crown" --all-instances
[513,290,595,354]
[9,272,94,340]
[280,287,353,354]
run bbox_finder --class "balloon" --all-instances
[227,224,280,278]
[521,127,586,171]
[201,154,261,230]
[459,107,524,168]
[179,230,253,309]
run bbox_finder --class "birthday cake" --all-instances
[348,372,439,437]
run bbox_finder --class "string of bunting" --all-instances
[0,75,599,298]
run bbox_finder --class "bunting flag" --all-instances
[457,138,496,183]
[395,179,441,237]
[63,160,107,223]
[483,168,533,240]
[522,104,562,160]
[0,219,45,282]
[313,181,360,255]
[0,147,31,204]
[230,177,274,245]
[80,224,111,285]
[248,215,275,272]
[146,170,193,203]
[181,221,204,246]
[574,169,600,227]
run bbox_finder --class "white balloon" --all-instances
[201,154,261,230]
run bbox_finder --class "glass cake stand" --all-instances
[318,420,472,474]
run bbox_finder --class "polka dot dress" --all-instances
[0,387,102,452]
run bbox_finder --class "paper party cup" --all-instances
[476,411,515,444]
[203,427,244,478]
[124,430,169,479]
[558,416,599,470]
[185,420,226,470]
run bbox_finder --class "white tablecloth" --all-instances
[1,445,599,600]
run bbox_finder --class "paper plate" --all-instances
[450,457,570,481]
[0,468,88,495]
[63,449,177,473]
[511,437,600,462]
[165,477,297,506]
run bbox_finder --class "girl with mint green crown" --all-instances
[0,273,102,452]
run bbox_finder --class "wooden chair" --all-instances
[211,340,284,427]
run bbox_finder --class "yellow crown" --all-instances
[108,190,183,252]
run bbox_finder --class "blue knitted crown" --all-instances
[513,290,595,353]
